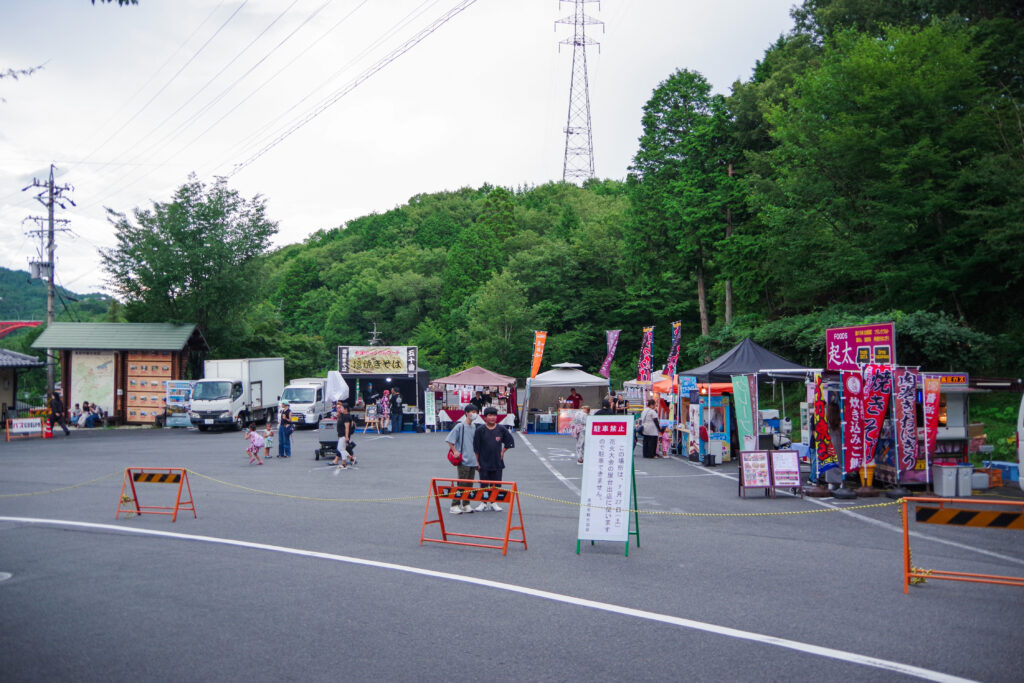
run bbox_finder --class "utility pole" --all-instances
[556,0,603,183]
[23,164,74,397]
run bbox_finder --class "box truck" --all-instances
[281,377,330,428]
[190,358,285,431]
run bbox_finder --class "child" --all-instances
[245,424,265,465]
[263,424,274,461]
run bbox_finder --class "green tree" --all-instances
[465,271,534,375]
[101,175,278,352]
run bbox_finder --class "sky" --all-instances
[0,0,798,295]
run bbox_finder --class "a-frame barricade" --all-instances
[420,478,527,555]
[116,467,196,523]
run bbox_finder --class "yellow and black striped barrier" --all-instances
[132,471,182,484]
[915,505,1024,530]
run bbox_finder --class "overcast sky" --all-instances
[0,0,797,295]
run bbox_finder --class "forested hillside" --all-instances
[84,0,1024,384]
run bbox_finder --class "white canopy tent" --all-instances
[521,363,610,419]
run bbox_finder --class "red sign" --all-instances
[591,421,627,436]
[842,371,864,472]
[923,375,941,458]
[861,364,892,468]
[530,331,547,379]
[826,323,896,372]
[893,367,919,475]
[814,375,839,474]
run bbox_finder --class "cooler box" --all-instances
[982,460,1019,483]
[931,465,958,497]
[955,465,973,497]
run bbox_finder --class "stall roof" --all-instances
[678,338,809,381]
[0,348,44,368]
[530,366,609,387]
[432,365,515,386]
[32,322,208,351]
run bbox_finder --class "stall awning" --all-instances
[678,338,809,381]
[432,365,515,386]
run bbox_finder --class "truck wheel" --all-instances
[234,414,245,431]
[315,449,321,461]
[197,425,208,432]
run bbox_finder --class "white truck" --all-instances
[280,377,330,428]
[190,358,285,431]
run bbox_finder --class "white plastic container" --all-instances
[955,465,973,497]
[931,465,958,497]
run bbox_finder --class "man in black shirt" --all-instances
[332,402,356,468]
[49,392,70,436]
[472,406,515,511]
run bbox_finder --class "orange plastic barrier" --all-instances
[902,496,1024,593]
[420,478,527,555]
[5,418,45,442]
[116,468,196,523]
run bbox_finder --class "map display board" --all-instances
[577,415,634,543]
[71,351,114,415]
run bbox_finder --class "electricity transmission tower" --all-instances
[23,164,74,395]
[556,0,603,183]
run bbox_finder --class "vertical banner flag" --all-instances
[893,367,919,477]
[530,331,547,379]
[841,370,864,473]
[731,374,758,451]
[923,374,940,460]
[814,374,839,475]
[861,364,892,468]
[599,330,621,379]
[662,321,682,377]
[637,326,654,381]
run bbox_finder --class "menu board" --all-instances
[740,451,771,488]
[577,415,634,543]
[770,450,801,488]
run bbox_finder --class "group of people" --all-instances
[47,392,105,435]
[567,397,666,463]
[444,404,515,514]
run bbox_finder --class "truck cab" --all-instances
[190,378,247,431]
[281,381,329,428]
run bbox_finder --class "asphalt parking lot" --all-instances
[1,426,1022,682]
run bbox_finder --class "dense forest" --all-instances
[6,0,1023,401]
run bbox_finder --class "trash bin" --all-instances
[931,464,958,497]
[956,465,973,497]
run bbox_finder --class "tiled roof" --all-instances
[0,348,45,368]
[32,322,207,351]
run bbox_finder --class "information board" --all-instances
[739,451,771,489]
[6,417,44,441]
[577,415,634,543]
[770,450,802,488]
[423,390,436,428]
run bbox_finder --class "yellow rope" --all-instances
[0,471,120,498]
[184,469,427,504]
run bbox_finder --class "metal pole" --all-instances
[46,164,56,397]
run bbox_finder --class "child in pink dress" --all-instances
[245,424,265,465]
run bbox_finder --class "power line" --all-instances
[229,0,480,177]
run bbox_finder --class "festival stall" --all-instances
[521,363,609,434]
[622,370,669,409]
[338,345,430,431]
[678,338,811,465]
[429,365,518,428]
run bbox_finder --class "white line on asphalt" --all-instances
[519,432,580,496]
[679,460,1024,567]
[0,516,976,683]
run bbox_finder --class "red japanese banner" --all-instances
[841,371,864,473]
[893,367,919,475]
[814,374,839,475]
[861,364,892,468]
[923,374,941,459]
[637,326,654,381]
[530,331,547,379]
[662,321,682,377]
[598,330,620,379]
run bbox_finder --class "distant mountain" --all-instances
[0,266,112,321]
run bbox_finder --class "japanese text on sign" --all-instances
[578,415,633,543]
[826,323,896,372]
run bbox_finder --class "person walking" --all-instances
[245,424,265,465]
[640,399,663,459]
[379,390,391,434]
[570,405,590,464]
[332,402,356,468]
[390,390,404,435]
[444,404,480,514]
[473,406,515,512]
[277,401,294,458]
[49,392,70,436]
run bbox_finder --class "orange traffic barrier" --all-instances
[902,496,1024,593]
[116,467,196,523]
[5,417,45,442]
[420,478,527,555]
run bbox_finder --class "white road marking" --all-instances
[519,433,580,496]
[680,460,1024,567]
[0,516,976,683]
